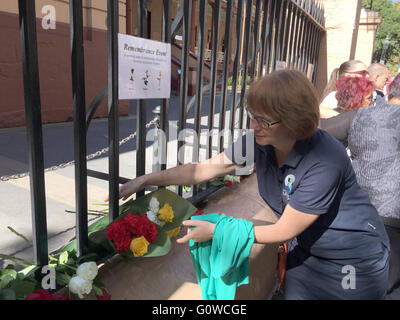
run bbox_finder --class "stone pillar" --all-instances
[315,0,363,98]
[354,9,381,65]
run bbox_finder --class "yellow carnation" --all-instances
[130,236,150,257]
[166,226,181,238]
[158,203,174,222]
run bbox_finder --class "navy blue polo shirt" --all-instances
[226,129,390,261]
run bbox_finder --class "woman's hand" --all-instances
[104,175,146,202]
[176,220,215,244]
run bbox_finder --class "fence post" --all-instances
[70,0,88,256]
[18,0,48,268]
[107,0,120,222]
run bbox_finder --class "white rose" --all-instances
[146,210,165,227]
[149,197,160,214]
[69,276,92,299]
[76,261,98,281]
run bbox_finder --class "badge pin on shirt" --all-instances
[284,174,296,194]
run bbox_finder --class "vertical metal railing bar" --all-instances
[107,0,119,222]
[294,12,305,69]
[286,1,296,65]
[300,16,309,72]
[265,0,276,73]
[304,18,313,74]
[312,27,322,84]
[70,0,88,256]
[271,0,281,71]
[250,0,262,82]
[246,0,262,129]
[274,0,284,65]
[302,6,311,72]
[160,0,171,184]
[289,5,300,68]
[136,0,148,199]
[192,0,207,197]
[299,17,308,72]
[280,0,291,64]
[258,0,271,77]
[238,0,253,130]
[303,18,312,72]
[207,0,221,162]
[300,1,309,71]
[285,2,295,67]
[177,0,192,196]
[229,0,244,138]
[218,0,233,153]
[306,18,315,76]
[18,0,48,268]
[311,24,319,84]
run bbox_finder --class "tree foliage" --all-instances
[362,0,400,73]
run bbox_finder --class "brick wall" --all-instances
[0,0,128,128]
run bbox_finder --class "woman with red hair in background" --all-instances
[319,76,375,147]
[335,76,375,112]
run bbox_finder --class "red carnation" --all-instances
[124,213,141,234]
[142,221,158,243]
[225,180,233,187]
[106,219,131,252]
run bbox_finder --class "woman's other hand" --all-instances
[176,220,215,244]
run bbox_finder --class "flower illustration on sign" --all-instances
[130,68,134,82]
[142,70,150,86]
[156,71,162,89]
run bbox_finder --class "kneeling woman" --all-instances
[117,70,390,300]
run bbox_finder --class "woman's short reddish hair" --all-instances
[335,76,375,110]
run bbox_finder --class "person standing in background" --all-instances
[320,60,368,118]
[367,63,391,105]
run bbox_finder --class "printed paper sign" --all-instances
[118,33,171,100]
[275,60,286,71]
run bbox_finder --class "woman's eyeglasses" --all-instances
[246,108,281,129]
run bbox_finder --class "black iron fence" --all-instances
[16,0,325,268]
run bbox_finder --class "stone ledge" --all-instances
[89,173,279,300]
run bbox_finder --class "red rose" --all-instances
[26,289,69,300]
[95,288,111,300]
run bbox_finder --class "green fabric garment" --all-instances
[189,213,254,300]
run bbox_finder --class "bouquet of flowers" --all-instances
[88,188,197,258]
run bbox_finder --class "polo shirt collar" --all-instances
[256,137,310,169]
[282,138,310,168]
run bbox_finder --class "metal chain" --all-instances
[0,117,159,182]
